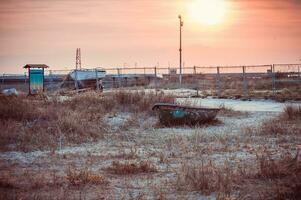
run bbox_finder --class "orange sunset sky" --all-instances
[0,0,300,73]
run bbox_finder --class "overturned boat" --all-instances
[69,69,106,81]
[62,68,106,90]
[152,103,220,126]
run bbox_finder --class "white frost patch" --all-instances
[104,112,132,128]
[177,98,301,112]
[211,151,256,165]
[0,150,47,164]
[158,89,197,97]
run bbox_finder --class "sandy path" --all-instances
[177,97,301,112]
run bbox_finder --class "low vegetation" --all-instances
[218,105,248,117]
[175,151,301,200]
[0,91,175,151]
[106,160,157,175]
[176,159,235,198]
[66,166,107,186]
[258,105,301,136]
[1,90,300,199]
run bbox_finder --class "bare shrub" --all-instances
[0,94,107,151]
[65,90,175,114]
[66,166,107,186]
[0,96,39,121]
[112,147,139,160]
[283,105,301,120]
[238,151,301,200]
[218,105,248,117]
[176,160,236,198]
[107,160,157,175]
[253,105,301,136]
[255,151,299,179]
[112,90,175,114]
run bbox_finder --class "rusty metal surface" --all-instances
[152,103,220,126]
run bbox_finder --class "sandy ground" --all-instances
[0,95,300,199]
[177,97,301,112]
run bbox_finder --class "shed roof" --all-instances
[23,64,49,69]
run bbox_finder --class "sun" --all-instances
[188,0,227,26]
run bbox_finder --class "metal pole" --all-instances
[2,74,4,85]
[42,67,45,92]
[243,66,248,97]
[117,68,121,88]
[154,67,158,95]
[217,67,221,97]
[178,15,183,86]
[272,64,276,96]
[28,68,31,95]
[74,69,79,90]
[95,69,99,91]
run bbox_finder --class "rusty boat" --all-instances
[152,103,220,126]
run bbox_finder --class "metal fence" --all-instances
[1,64,301,99]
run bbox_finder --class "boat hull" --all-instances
[70,69,106,81]
[152,103,220,126]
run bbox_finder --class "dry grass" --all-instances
[238,151,301,200]
[0,95,107,151]
[175,151,301,200]
[176,159,238,199]
[66,90,175,114]
[106,160,157,175]
[0,91,174,151]
[66,166,107,186]
[109,90,175,114]
[283,105,301,120]
[218,105,248,117]
[0,96,41,121]
[258,105,301,136]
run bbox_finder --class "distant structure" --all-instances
[23,64,49,95]
[76,48,81,70]
[169,68,177,75]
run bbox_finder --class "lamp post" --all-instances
[178,15,183,86]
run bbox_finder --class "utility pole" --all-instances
[178,15,183,86]
[76,48,81,70]
[75,48,81,90]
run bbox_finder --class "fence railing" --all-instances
[1,64,301,99]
